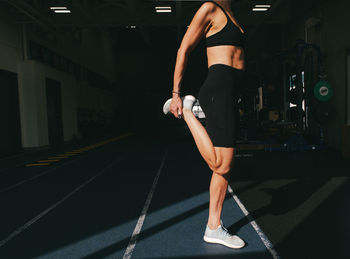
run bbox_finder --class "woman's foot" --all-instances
[163,95,196,115]
[182,95,196,111]
[203,221,245,249]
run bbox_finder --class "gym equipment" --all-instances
[289,87,305,105]
[314,102,335,124]
[288,88,298,105]
[267,40,329,152]
[287,106,305,122]
[314,81,333,101]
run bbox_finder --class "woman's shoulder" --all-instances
[198,1,217,12]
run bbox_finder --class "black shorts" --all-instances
[198,64,244,148]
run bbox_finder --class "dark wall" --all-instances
[0,69,22,157]
[114,27,209,132]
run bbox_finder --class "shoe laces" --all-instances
[220,224,232,238]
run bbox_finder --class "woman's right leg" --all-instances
[182,108,218,168]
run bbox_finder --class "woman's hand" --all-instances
[170,95,183,119]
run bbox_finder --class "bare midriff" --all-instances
[206,45,245,71]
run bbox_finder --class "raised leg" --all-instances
[182,108,218,168]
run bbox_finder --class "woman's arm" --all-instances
[170,2,215,118]
[172,2,215,95]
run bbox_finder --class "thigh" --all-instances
[198,65,239,148]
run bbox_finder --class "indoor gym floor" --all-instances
[0,125,349,259]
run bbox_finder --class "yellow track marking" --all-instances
[26,163,50,167]
[25,133,133,168]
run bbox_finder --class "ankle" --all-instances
[183,107,192,113]
[208,221,221,230]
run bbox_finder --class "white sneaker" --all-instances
[163,98,173,115]
[192,100,206,119]
[203,221,245,249]
[182,95,196,110]
[162,95,196,115]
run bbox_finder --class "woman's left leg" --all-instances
[181,100,244,248]
[182,106,235,229]
[207,147,234,229]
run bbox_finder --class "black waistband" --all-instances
[208,63,244,73]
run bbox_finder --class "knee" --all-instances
[210,163,232,176]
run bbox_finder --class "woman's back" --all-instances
[203,1,245,70]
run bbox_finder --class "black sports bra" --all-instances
[204,1,245,48]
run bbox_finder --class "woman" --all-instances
[163,0,245,249]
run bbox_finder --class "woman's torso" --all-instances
[204,1,245,70]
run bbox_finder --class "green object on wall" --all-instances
[314,81,333,101]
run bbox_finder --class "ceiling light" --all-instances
[50,7,68,10]
[54,10,71,13]
[252,8,268,12]
[155,7,171,10]
[155,6,172,13]
[254,5,271,8]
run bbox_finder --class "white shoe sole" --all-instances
[163,98,172,114]
[203,236,245,249]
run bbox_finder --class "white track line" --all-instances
[0,156,124,248]
[123,150,168,259]
[227,185,280,259]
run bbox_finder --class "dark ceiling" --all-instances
[0,0,322,67]
[0,0,299,37]
[0,1,280,26]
